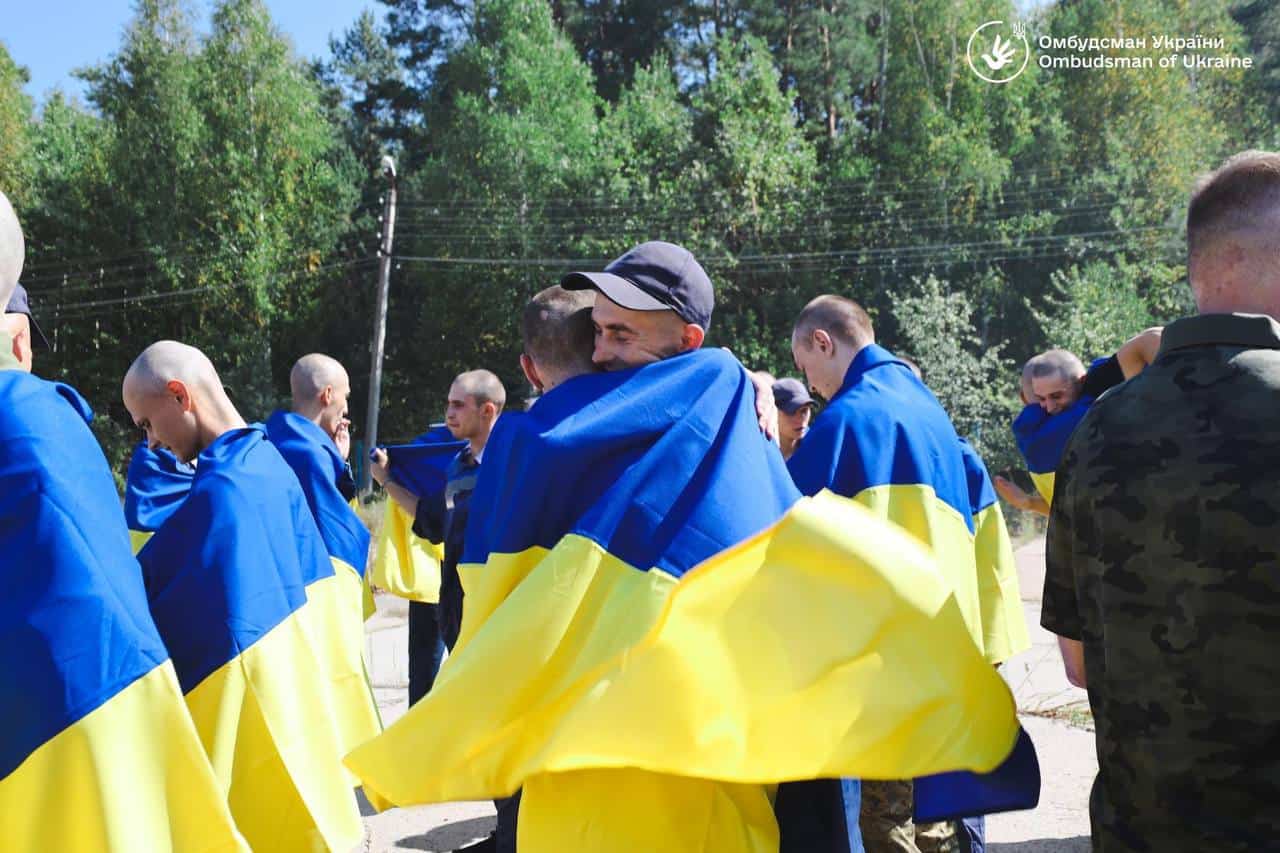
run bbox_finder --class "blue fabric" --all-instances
[385,440,469,499]
[265,410,371,576]
[913,727,1041,822]
[1011,399,1091,475]
[958,438,998,515]
[786,344,973,533]
[137,426,333,694]
[0,372,169,779]
[462,348,799,577]
[123,442,194,533]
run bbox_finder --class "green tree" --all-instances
[889,274,1018,469]
[0,43,34,206]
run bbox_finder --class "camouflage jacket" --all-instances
[1043,313,1280,852]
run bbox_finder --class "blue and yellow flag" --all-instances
[1011,400,1090,505]
[123,440,194,554]
[958,439,1029,665]
[787,344,1039,821]
[788,344,982,646]
[367,430,463,603]
[265,410,383,769]
[138,425,362,852]
[347,350,1021,852]
[0,371,246,851]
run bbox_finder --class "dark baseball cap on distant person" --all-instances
[773,377,814,413]
[5,283,50,349]
[561,241,714,330]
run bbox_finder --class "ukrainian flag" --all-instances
[1010,400,1090,505]
[0,370,246,851]
[367,431,463,603]
[265,410,383,771]
[347,350,1022,852]
[787,344,1039,822]
[787,344,983,650]
[123,440,193,554]
[958,439,1030,665]
[138,426,363,852]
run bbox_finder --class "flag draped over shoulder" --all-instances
[788,344,983,647]
[266,410,370,579]
[123,440,194,554]
[347,349,1022,850]
[958,439,1029,666]
[138,426,362,852]
[1011,400,1090,505]
[0,371,246,852]
[265,410,383,767]
[367,430,463,602]
[787,345,1039,821]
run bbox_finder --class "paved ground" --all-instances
[358,537,1097,852]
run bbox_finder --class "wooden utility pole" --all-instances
[361,155,397,494]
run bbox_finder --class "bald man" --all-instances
[370,368,506,697]
[787,294,1016,853]
[266,353,381,766]
[0,202,246,850]
[123,341,363,852]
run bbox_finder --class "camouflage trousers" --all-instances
[859,780,959,853]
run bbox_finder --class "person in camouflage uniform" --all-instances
[1042,150,1280,852]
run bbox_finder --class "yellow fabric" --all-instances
[129,529,153,554]
[185,609,363,853]
[347,491,1018,810]
[369,500,442,603]
[0,662,248,853]
[1030,471,1055,505]
[854,483,985,655]
[519,769,778,853]
[973,502,1030,665]
[304,565,383,778]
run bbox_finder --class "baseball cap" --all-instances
[5,283,50,349]
[772,377,814,414]
[562,241,714,330]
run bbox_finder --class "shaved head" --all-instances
[123,341,242,462]
[452,369,506,411]
[0,192,25,309]
[289,352,352,442]
[792,295,875,351]
[520,286,596,390]
[124,340,222,398]
[1186,150,1280,315]
[291,353,349,407]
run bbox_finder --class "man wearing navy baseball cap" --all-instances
[4,283,51,373]
[562,240,715,370]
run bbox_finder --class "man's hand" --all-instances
[744,367,779,443]
[1116,326,1164,379]
[994,474,1050,516]
[334,421,351,461]
[369,447,391,486]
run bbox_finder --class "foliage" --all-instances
[6,0,1279,487]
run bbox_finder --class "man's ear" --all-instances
[681,324,706,351]
[813,329,835,357]
[10,321,30,366]
[166,379,194,411]
[320,385,334,407]
[519,353,544,392]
